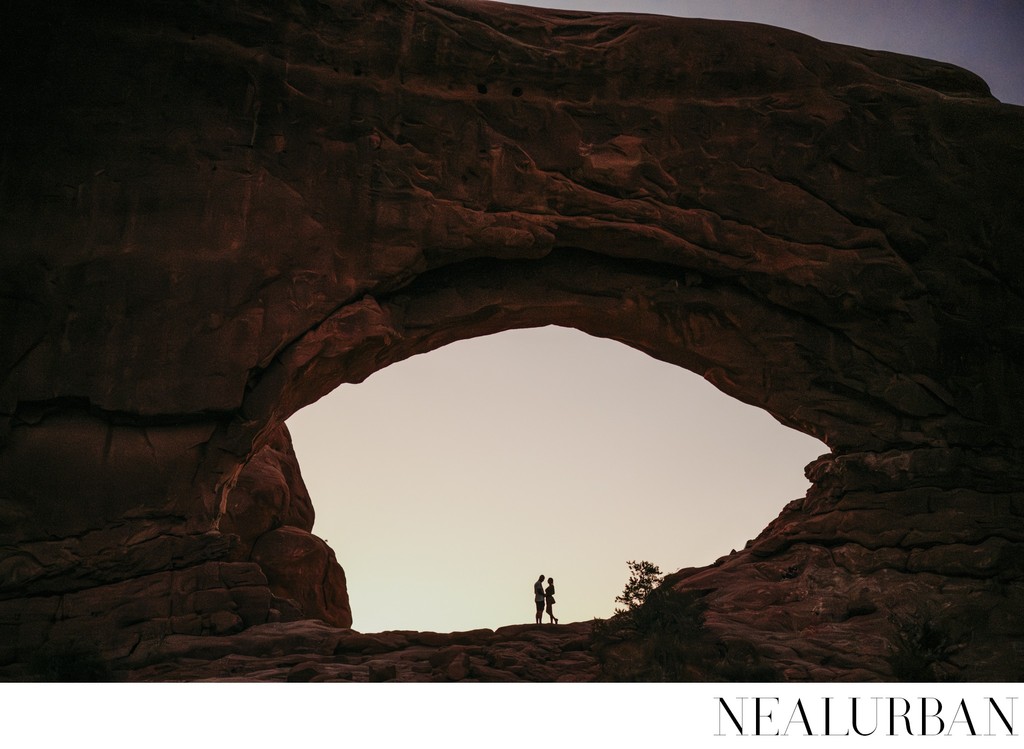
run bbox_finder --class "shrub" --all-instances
[887,609,968,681]
[592,560,780,681]
[614,560,663,615]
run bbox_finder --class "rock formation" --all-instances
[1,0,1022,680]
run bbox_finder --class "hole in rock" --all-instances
[286,326,825,633]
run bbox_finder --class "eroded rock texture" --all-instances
[1,0,1022,680]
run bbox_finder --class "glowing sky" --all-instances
[286,0,1024,634]
[289,328,827,631]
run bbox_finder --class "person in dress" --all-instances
[545,577,558,624]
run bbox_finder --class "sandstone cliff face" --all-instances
[1,0,1022,680]
[220,423,352,628]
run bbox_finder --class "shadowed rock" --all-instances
[1,0,1022,680]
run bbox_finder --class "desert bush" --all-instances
[592,560,780,681]
[887,609,968,682]
[614,560,663,615]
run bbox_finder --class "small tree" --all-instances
[614,560,663,614]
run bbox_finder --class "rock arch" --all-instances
[1,0,1022,680]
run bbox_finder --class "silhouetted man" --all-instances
[534,574,545,624]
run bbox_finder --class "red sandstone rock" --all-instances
[0,0,1022,680]
[250,526,352,628]
[221,424,316,551]
[219,423,352,626]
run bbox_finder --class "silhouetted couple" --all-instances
[534,574,557,624]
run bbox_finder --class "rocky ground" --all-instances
[76,621,599,683]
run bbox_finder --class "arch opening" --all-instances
[285,325,825,632]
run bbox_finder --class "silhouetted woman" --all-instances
[545,577,558,624]
[534,574,545,624]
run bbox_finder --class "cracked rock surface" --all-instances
[1,0,1022,680]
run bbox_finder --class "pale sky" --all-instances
[286,0,1023,634]
[289,328,827,631]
